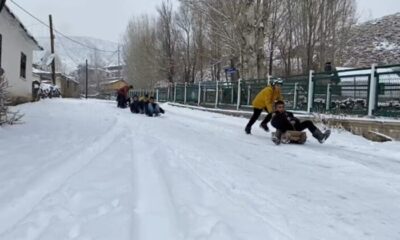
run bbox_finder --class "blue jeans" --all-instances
[146,103,161,116]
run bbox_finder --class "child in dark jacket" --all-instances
[130,95,141,114]
[270,100,330,145]
[138,94,149,114]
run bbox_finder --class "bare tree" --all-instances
[123,15,161,89]
[157,0,177,83]
[175,4,195,83]
[124,0,357,85]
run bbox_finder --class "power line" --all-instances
[57,34,82,66]
[9,0,117,53]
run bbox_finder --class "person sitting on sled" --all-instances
[145,96,165,117]
[138,94,150,114]
[130,95,141,114]
[270,100,330,145]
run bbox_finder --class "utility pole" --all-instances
[85,59,88,99]
[49,15,56,85]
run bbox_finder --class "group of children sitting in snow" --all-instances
[129,94,165,117]
[116,85,164,117]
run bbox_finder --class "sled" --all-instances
[272,131,307,144]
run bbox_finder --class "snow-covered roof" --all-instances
[32,68,50,74]
[105,64,125,69]
[3,5,43,51]
[101,79,127,85]
[33,67,80,84]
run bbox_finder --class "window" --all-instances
[0,34,2,68]
[20,52,26,79]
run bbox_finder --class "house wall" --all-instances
[56,76,80,98]
[0,10,37,104]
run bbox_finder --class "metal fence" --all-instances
[136,64,400,118]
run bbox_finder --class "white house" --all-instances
[0,5,43,104]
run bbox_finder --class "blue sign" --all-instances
[225,67,237,74]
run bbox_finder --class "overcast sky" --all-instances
[7,0,400,43]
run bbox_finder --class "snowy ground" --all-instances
[0,99,400,240]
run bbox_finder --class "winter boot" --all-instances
[245,126,251,134]
[312,129,331,144]
[260,123,270,133]
[272,130,282,145]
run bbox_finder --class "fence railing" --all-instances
[133,64,400,118]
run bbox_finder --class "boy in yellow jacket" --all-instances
[245,79,283,134]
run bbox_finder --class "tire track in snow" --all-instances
[125,118,183,240]
[134,112,294,239]
[160,143,294,240]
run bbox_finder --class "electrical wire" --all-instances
[9,0,118,53]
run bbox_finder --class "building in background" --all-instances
[0,5,43,104]
[33,67,80,98]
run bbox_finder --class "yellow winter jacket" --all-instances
[252,86,283,112]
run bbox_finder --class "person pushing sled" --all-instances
[270,100,330,145]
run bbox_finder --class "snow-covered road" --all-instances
[0,99,399,240]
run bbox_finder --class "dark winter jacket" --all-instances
[130,100,141,113]
[117,86,130,98]
[270,111,299,132]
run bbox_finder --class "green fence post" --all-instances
[198,81,201,106]
[247,84,251,105]
[215,81,219,108]
[376,74,380,111]
[294,82,298,110]
[184,82,187,104]
[237,78,241,110]
[326,83,331,112]
[368,64,377,117]
[231,85,234,104]
[173,82,177,103]
[167,84,170,101]
[156,89,159,102]
[307,70,314,113]
[203,84,206,104]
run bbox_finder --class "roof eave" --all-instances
[4,5,44,51]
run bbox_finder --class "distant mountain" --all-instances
[34,36,120,73]
[343,12,400,67]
